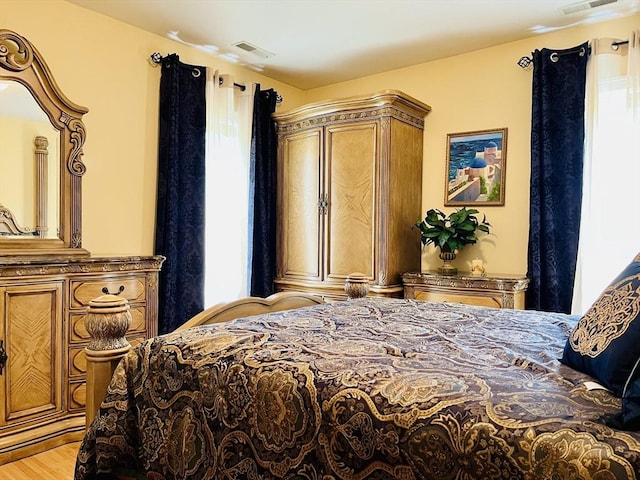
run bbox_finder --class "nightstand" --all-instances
[402,271,529,309]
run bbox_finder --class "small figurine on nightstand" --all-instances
[470,258,485,276]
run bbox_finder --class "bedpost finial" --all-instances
[85,294,132,351]
[345,272,370,299]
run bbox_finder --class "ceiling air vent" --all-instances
[562,0,618,14]
[232,41,274,59]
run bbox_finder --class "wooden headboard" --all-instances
[177,292,325,330]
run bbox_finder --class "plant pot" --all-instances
[438,251,457,275]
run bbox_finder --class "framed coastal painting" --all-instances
[444,128,507,206]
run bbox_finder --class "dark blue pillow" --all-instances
[561,253,640,396]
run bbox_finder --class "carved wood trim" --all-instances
[273,90,431,134]
[0,204,32,235]
[0,30,33,72]
[34,136,48,237]
[402,271,530,292]
[0,256,165,278]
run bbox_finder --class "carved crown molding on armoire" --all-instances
[273,90,431,299]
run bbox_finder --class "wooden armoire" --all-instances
[273,90,431,299]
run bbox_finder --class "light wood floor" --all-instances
[0,442,80,480]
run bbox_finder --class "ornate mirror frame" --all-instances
[0,29,88,257]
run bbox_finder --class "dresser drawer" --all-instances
[69,346,87,377]
[414,289,503,308]
[70,275,147,308]
[69,382,86,411]
[69,306,147,343]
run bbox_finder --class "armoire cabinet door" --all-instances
[0,282,63,428]
[325,122,377,281]
[279,127,323,281]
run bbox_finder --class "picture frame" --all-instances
[444,128,507,206]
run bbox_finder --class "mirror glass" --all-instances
[0,80,60,239]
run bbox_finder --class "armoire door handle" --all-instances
[0,340,7,375]
[318,194,328,214]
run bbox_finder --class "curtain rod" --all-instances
[517,47,588,71]
[612,40,629,48]
[549,45,589,63]
[148,52,283,103]
[518,38,631,70]
[220,77,246,91]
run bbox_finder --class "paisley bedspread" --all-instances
[74,298,640,480]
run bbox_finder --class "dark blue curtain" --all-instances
[527,44,588,313]
[155,55,207,333]
[248,87,279,297]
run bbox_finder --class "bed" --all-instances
[74,288,640,480]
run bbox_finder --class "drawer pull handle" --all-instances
[102,285,125,296]
[0,340,7,375]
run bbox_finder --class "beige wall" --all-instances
[304,14,640,275]
[5,2,638,275]
[4,0,305,255]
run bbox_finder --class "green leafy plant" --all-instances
[415,207,491,253]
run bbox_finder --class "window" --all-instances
[573,39,640,314]
[204,71,254,307]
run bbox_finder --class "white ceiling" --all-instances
[65,0,640,89]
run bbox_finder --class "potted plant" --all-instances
[415,207,491,275]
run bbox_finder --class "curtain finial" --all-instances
[518,56,533,70]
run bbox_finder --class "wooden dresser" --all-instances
[0,30,165,463]
[403,271,529,309]
[273,90,431,299]
[0,255,164,463]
